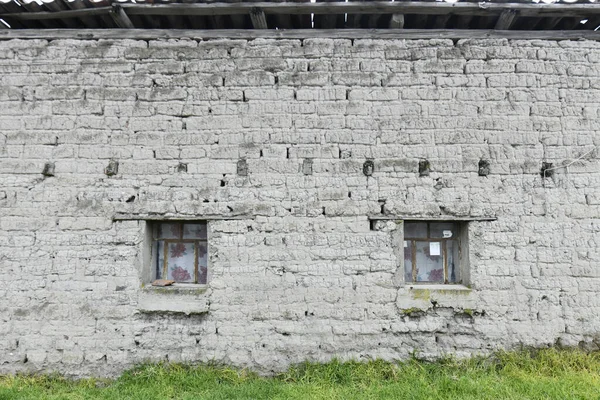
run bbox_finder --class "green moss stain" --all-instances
[411,289,431,301]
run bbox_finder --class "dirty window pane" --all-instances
[447,240,460,283]
[430,222,457,239]
[157,223,181,239]
[167,242,195,283]
[404,222,427,238]
[415,241,444,283]
[183,223,207,239]
[156,240,165,279]
[197,242,208,284]
[403,240,413,283]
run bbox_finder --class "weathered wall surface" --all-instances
[1,37,599,377]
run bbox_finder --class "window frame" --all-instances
[401,220,468,286]
[150,221,210,286]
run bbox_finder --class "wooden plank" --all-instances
[41,0,79,28]
[117,2,600,18]
[250,6,268,29]
[227,0,246,29]
[1,6,111,21]
[389,14,404,29]
[455,15,473,29]
[4,1,600,24]
[368,215,497,222]
[539,17,563,30]
[2,28,600,41]
[87,0,118,29]
[583,15,600,30]
[109,4,134,29]
[19,0,62,28]
[410,14,430,29]
[290,0,311,29]
[476,15,496,29]
[433,14,452,29]
[494,9,518,29]
[267,0,293,29]
[61,0,101,29]
[314,0,343,30]
[561,16,586,30]
[0,2,28,28]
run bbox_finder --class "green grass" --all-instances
[2,348,600,399]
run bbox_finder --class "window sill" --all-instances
[137,284,210,315]
[406,284,471,293]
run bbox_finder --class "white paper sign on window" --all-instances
[443,230,452,238]
[430,242,441,256]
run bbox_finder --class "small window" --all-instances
[153,222,208,284]
[403,221,462,284]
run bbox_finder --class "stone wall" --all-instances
[1,36,599,377]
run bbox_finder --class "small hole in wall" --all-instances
[286,148,290,159]
[348,192,352,198]
[378,200,386,214]
[369,220,378,231]
[541,162,554,178]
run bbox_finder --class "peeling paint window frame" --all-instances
[152,221,209,285]
[403,221,464,285]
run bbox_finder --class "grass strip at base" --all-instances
[1,348,600,400]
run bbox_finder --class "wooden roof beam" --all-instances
[119,2,600,18]
[389,14,404,29]
[3,2,600,24]
[109,4,134,29]
[250,6,268,29]
[1,28,600,41]
[495,9,518,30]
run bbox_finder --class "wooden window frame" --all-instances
[404,221,462,285]
[153,221,208,284]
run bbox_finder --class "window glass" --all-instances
[156,240,165,279]
[183,223,207,239]
[430,222,456,239]
[404,222,427,238]
[198,243,208,284]
[403,221,463,284]
[415,241,444,283]
[447,239,460,283]
[157,223,180,239]
[403,240,413,283]
[167,242,195,283]
[154,221,208,284]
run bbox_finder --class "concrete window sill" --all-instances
[406,284,472,293]
[137,284,210,315]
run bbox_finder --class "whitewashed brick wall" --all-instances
[1,37,599,377]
